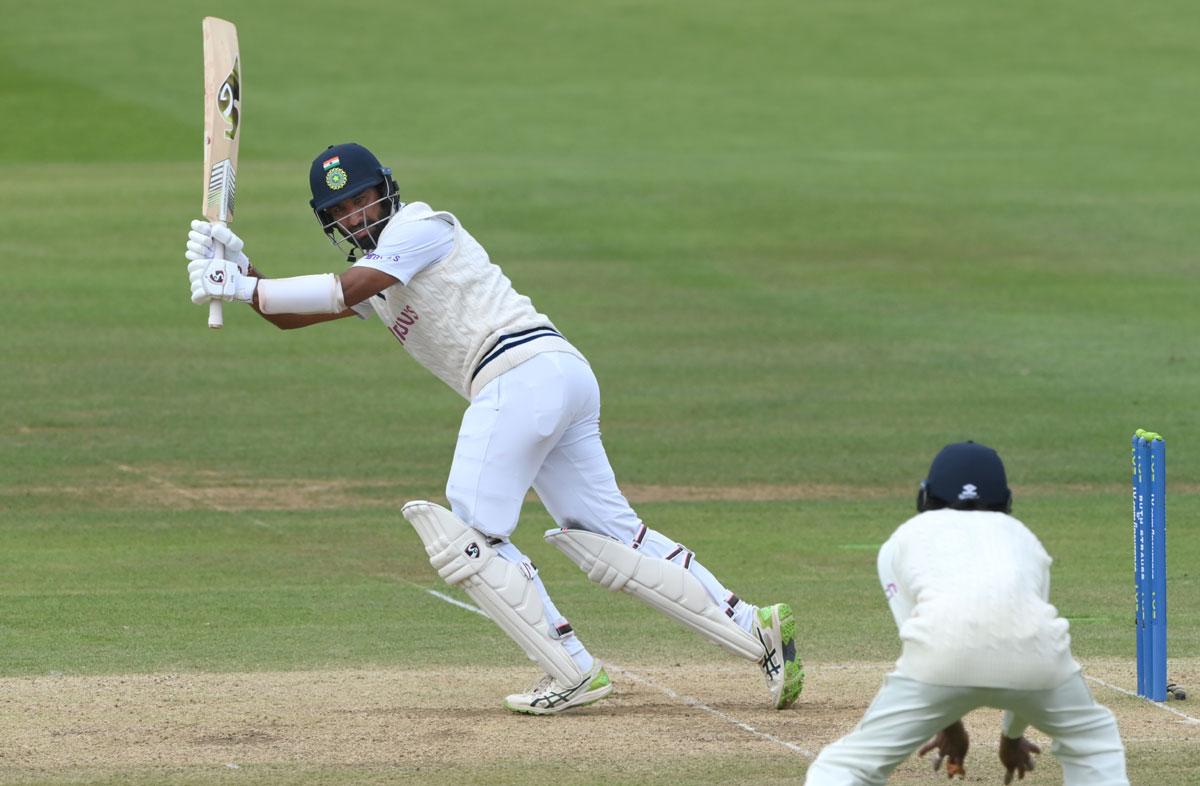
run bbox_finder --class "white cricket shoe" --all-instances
[503,664,613,715]
[754,602,804,709]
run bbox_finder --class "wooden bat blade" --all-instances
[202,16,240,224]
[201,16,241,329]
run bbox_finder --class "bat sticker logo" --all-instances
[217,57,241,141]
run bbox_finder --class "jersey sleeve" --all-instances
[877,534,915,631]
[1020,521,1055,601]
[1002,709,1031,739]
[353,216,455,285]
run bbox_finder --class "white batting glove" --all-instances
[188,258,258,304]
[186,219,250,274]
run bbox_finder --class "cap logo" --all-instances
[325,167,348,190]
[322,156,341,170]
[958,483,979,501]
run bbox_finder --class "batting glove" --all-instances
[186,219,250,274]
[189,258,258,304]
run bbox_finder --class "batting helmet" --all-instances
[308,142,400,258]
[916,441,1012,513]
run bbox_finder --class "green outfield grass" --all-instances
[2,1,1198,783]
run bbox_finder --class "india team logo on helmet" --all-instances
[325,167,348,190]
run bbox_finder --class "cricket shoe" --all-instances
[754,603,804,709]
[503,663,613,715]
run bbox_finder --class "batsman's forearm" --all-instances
[245,268,352,329]
[254,310,352,329]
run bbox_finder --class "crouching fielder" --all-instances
[805,442,1128,785]
[184,142,803,715]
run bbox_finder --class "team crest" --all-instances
[325,167,348,190]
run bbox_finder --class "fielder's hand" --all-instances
[189,258,257,304]
[186,219,251,274]
[918,721,969,779]
[998,735,1040,783]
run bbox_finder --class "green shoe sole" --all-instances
[771,603,804,709]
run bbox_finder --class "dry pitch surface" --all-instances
[3,656,1197,784]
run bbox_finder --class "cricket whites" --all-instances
[201,17,241,329]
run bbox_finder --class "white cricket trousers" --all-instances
[804,672,1129,786]
[445,352,748,668]
[447,352,642,541]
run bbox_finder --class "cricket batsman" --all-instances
[184,142,804,714]
[805,442,1129,784]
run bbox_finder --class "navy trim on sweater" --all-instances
[470,326,563,382]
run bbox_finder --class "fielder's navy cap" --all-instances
[921,441,1011,511]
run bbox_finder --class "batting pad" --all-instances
[402,501,585,686]
[545,527,763,661]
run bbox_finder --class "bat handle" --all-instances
[208,230,227,329]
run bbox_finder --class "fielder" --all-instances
[804,441,1128,785]
[184,142,804,714]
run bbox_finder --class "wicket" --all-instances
[1130,429,1184,701]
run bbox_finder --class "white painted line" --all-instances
[1084,674,1200,725]
[411,581,814,758]
[607,664,815,759]
[425,588,490,617]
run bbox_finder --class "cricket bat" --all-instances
[201,17,241,329]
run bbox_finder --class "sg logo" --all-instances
[218,58,240,140]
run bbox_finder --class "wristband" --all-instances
[257,274,347,314]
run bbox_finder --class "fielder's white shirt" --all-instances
[877,509,1079,689]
